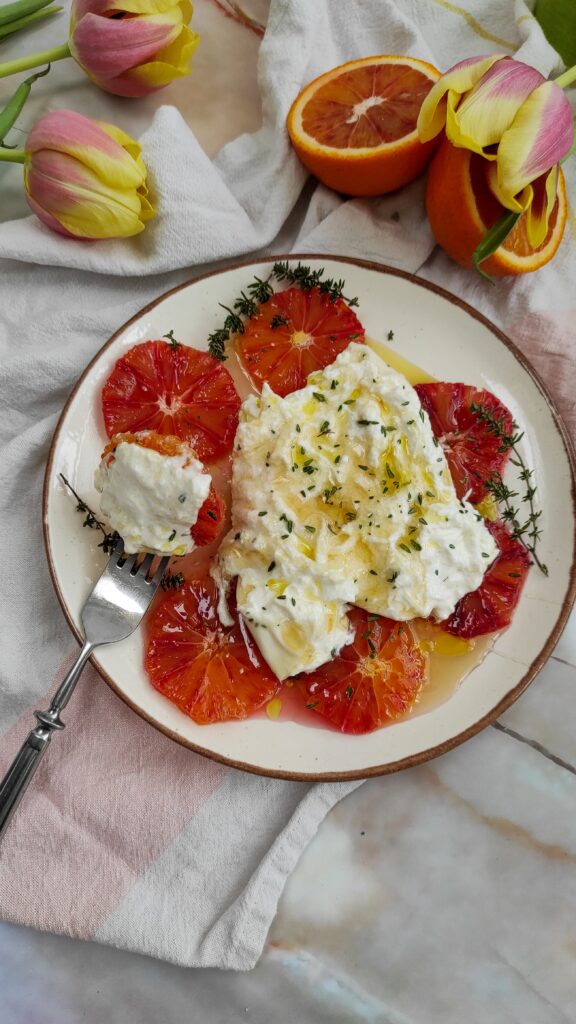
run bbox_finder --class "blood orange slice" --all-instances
[287,55,441,196]
[190,484,225,547]
[296,609,426,734]
[102,340,241,462]
[441,520,531,638]
[415,382,514,504]
[145,576,281,724]
[236,286,365,397]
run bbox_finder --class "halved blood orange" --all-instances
[426,138,567,275]
[236,286,365,397]
[145,576,281,724]
[415,382,514,504]
[102,340,241,462]
[442,520,531,639]
[100,429,226,547]
[287,55,441,196]
[296,609,426,734]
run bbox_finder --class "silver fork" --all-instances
[0,537,169,840]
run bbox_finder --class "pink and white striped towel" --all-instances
[0,0,574,969]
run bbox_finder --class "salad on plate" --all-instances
[72,263,539,735]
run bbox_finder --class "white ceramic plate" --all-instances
[43,257,576,780]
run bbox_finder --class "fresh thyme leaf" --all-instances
[470,402,547,574]
[59,474,118,553]
[207,328,229,361]
[207,262,359,360]
[163,330,181,351]
[270,261,359,307]
[247,276,274,305]
[270,313,289,329]
[161,569,185,590]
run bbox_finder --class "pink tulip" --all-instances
[69,0,199,98]
[418,55,574,247]
[23,110,155,239]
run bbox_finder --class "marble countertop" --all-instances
[2,3,576,1021]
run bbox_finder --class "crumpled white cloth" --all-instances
[0,0,574,972]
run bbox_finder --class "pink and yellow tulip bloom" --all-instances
[0,0,199,99]
[1,110,155,239]
[69,0,199,98]
[417,55,574,247]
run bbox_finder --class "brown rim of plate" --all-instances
[42,254,576,782]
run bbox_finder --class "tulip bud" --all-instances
[23,110,155,239]
[68,0,199,98]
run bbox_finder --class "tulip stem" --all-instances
[555,64,576,89]
[0,41,70,79]
[0,147,25,162]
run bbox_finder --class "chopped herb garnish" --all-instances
[267,561,276,572]
[270,313,289,329]
[258,510,268,516]
[161,569,185,590]
[387,330,394,341]
[312,391,326,402]
[163,330,181,351]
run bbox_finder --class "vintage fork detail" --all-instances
[0,538,169,840]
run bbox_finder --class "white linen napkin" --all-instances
[0,0,574,971]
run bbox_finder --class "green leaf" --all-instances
[0,4,61,38]
[0,64,50,145]
[0,0,55,27]
[534,0,576,67]
[472,210,522,284]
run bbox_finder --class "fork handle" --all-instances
[0,640,94,840]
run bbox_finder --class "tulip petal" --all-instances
[25,150,148,238]
[26,111,146,191]
[70,6,185,78]
[486,161,558,248]
[417,54,505,142]
[497,81,574,201]
[448,59,544,154]
[524,166,558,248]
[104,24,197,95]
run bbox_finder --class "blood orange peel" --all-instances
[287,55,442,196]
[426,138,567,275]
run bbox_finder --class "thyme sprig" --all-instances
[207,261,360,360]
[60,473,185,587]
[59,474,118,554]
[470,403,548,575]
[272,262,359,306]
